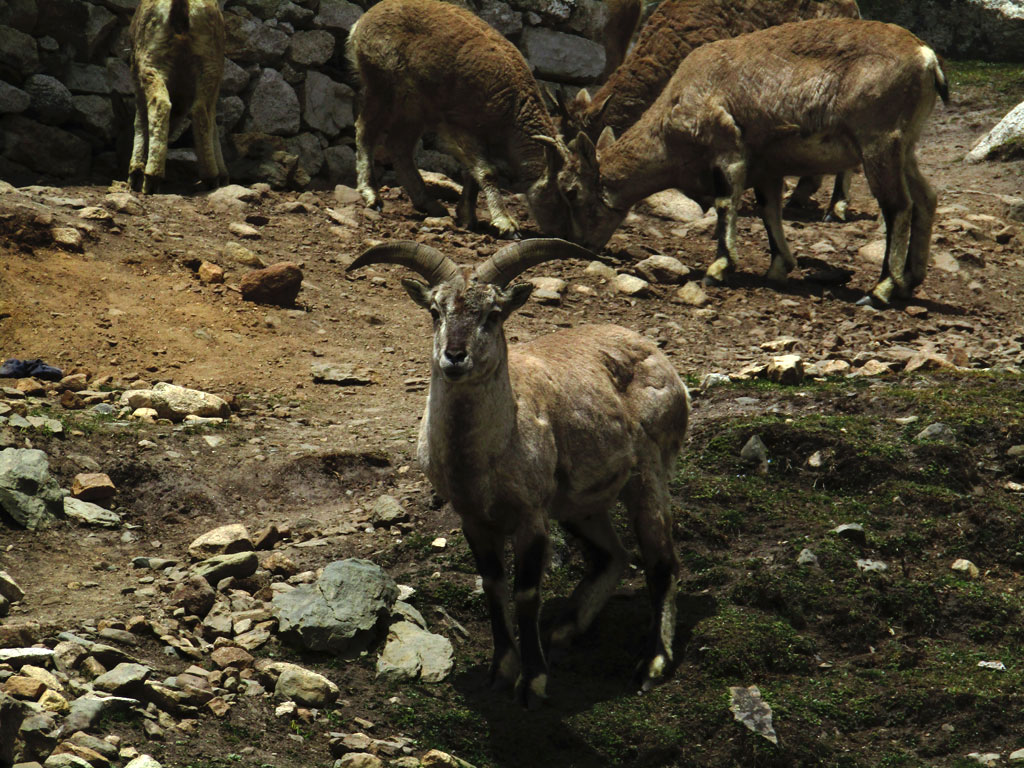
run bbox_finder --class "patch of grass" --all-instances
[691,604,814,678]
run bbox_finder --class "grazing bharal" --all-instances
[346,0,572,239]
[544,18,947,307]
[560,0,863,221]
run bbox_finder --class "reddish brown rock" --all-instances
[71,473,116,503]
[169,575,217,618]
[239,262,303,306]
[60,389,85,409]
[3,675,46,699]
[199,261,226,284]
[210,646,255,669]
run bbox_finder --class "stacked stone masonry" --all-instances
[0,0,617,188]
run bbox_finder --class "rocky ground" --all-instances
[1,66,1024,768]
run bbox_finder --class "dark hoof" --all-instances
[855,294,886,308]
[370,201,383,213]
[702,274,724,287]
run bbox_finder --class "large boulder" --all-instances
[246,68,300,136]
[119,382,231,421]
[519,27,605,84]
[0,25,39,81]
[966,99,1024,163]
[0,115,92,178]
[860,0,1024,61]
[273,559,399,655]
[375,621,454,683]
[0,448,64,530]
[302,72,354,137]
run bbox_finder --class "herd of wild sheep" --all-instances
[130,0,950,705]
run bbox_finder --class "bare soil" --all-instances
[1,69,1023,768]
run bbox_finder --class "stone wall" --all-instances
[858,0,1024,61]
[0,0,612,188]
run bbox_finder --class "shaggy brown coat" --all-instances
[347,0,570,238]
[553,19,947,306]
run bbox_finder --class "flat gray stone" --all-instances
[273,559,398,655]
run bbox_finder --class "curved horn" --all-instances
[474,238,594,287]
[347,241,459,286]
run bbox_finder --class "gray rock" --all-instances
[65,63,111,95]
[60,694,138,735]
[612,273,650,297]
[729,685,778,745]
[634,255,689,284]
[833,523,867,546]
[967,99,1024,163]
[0,0,38,31]
[314,0,363,32]
[797,548,820,567]
[0,24,39,80]
[63,496,121,528]
[0,647,52,666]
[0,569,25,602]
[286,131,325,180]
[73,91,115,142]
[0,692,25,765]
[124,756,162,768]
[0,447,65,529]
[273,558,399,655]
[0,115,92,177]
[93,662,151,695]
[478,0,522,36]
[517,0,573,22]
[288,30,335,67]
[740,435,769,473]
[188,524,253,559]
[700,372,731,390]
[855,558,888,573]
[391,600,427,629]
[640,189,705,222]
[311,362,372,386]
[324,144,356,185]
[220,57,251,96]
[375,621,454,683]
[302,71,353,137]
[875,0,1024,61]
[106,56,134,96]
[519,27,604,84]
[272,661,339,706]
[120,382,230,421]
[24,74,73,125]
[915,422,956,442]
[0,79,29,114]
[224,14,290,64]
[277,1,314,25]
[20,710,58,760]
[191,552,259,585]
[45,752,93,767]
[247,68,300,136]
[767,354,804,385]
[218,94,246,133]
[371,495,408,527]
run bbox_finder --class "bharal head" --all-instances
[533,130,624,252]
[347,239,594,384]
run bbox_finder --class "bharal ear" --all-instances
[500,282,534,315]
[532,134,566,178]
[571,132,601,180]
[401,277,433,309]
[596,125,616,153]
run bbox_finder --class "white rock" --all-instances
[584,261,616,281]
[640,189,704,222]
[966,99,1024,163]
[951,558,980,579]
[767,354,804,385]
[612,273,650,297]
